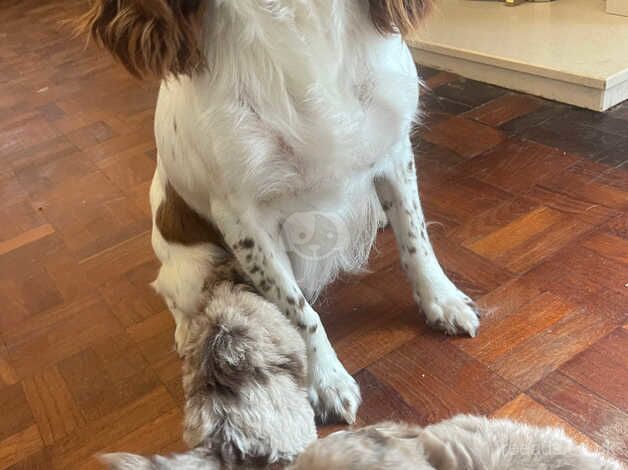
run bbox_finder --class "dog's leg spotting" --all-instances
[375,139,480,336]
[211,205,360,424]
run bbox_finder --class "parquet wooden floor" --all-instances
[0,1,626,468]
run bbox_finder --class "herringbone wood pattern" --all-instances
[0,1,626,468]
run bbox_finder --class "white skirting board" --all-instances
[407,0,628,111]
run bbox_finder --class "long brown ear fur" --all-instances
[76,0,207,79]
[369,0,433,36]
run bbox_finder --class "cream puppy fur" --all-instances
[101,414,623,469]
[291,415,624,470]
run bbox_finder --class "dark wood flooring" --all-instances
[0,1,626,468]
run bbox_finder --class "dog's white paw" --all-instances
[307,358,361,424]
[417,283,480,337]
[174,320,190,358]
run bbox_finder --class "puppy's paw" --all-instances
[417,284,480,337]
[308,359,361,425]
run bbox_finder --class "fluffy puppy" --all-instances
[102,279,317,469]
[290,415,624,470]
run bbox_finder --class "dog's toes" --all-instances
[308,362,361,425]
[421,288,480,337]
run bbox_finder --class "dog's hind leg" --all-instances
[375,138,480,337]
[211,204,361,424]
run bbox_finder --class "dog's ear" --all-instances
[76,0,208,79]
[368,0,433,36]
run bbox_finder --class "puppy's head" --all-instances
[77,0,208,78]
[369,0,434,36]
[181,283,317,466]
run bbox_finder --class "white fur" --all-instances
[150,0,478,423]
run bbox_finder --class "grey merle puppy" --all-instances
[102,269,316,469]
[290,415,624,470]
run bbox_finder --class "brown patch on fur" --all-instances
[156,181,228,250]
[271,352,306,386]
[76,0,209,78]
[368,0,433,36]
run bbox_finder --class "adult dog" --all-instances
[80,0,480,424]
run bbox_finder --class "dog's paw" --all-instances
[307,359,361,425]
[417,284,480,337]
[174,320,191,358]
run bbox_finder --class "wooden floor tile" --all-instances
[0,346,18,389]
[580,231,628,264]
[467,206,592,273]
[58,336,160,422]
[0,425,43,470]
[21,366,85,445]
[525,243,627,304]
[540,160,628,211]
[4,296,123,379]
[335,311,426,375]
[530,372,628,460]
[459,138,579,193]
[463,93,543,127]
[447,196,538,246]
[369,335,518,423]
[4,449,50,470]
[523,185,620,226]
[354,369,424,426]
[492,394,601,450]
[0,384,34,443]
[98,260,164,328]
[0,223,55,256]
[457,292,576,363]
[49,387,176,470]
[421,175,512,227]
[88,408,183,470]
[433,77,507,108]
[431,235,513,297]
[490,306,617,390]
[560,328,628,411]
[424,71,459,90]
[603,213,628,239]
[520,115,628,161]
[423,116,507,158]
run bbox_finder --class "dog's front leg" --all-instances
[375,138,480,336]
[212,205,361,424]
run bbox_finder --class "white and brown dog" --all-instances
[79,0,480,424]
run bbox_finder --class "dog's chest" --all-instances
[264,48,419,197]
[155,7,418,213]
